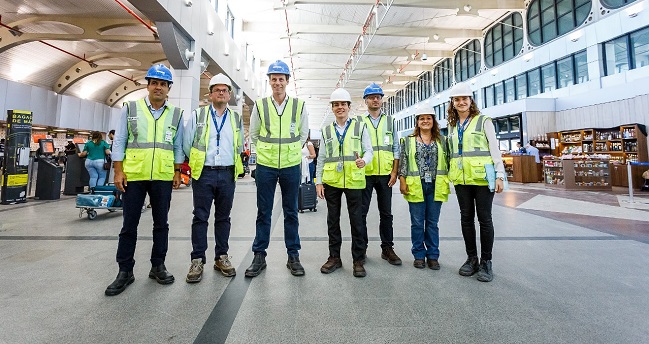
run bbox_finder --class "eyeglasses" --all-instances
[211,89,230,94]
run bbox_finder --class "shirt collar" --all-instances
[144,96,167,112]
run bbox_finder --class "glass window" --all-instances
[601,0,638,9]
[604,36,629,75]
[495,82,505,105]
[484,13,524,67]
[573,50,588,83]
[631,27,649,68]
[515,74,527,99]
[497,118,509,134]
[454,40,481,82]
[484,85,495,108]
[556,56,574,88]
[541,63,556,93]
[527,68,541,96]
[434,59,452,93]
[527,0,592,46]
[504,78,516,102]
[226,6,235,38]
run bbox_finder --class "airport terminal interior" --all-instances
[1,0,649,343]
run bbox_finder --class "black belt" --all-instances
[203,165,234,170]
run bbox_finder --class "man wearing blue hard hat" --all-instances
[105,63,185,296]
[246,60,310,278]
[358,82,403,266]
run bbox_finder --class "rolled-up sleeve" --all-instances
[111,106,129,162]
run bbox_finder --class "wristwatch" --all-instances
[174,168,181,172]
[497,176,504,181]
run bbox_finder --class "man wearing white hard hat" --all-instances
[182,73,244,283]
[316,88,373,277]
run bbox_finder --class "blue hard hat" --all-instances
[363,83,384,99]
[266,60,291,76]
[145,64,173,84]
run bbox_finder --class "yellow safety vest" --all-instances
[358,113,395,176]
[255,96,304,169]
[188,106,244,180]
[447,114,494,186]
[401,136,450,203]
[122,99,182,181]
[321,118,366,189]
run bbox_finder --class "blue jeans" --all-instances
[252,164,301,256]
[116,180,173,271]
[191,168,236,263]
[407,181,443,260]
[85,158,107,188]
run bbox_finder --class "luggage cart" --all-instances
[76,185,123,220]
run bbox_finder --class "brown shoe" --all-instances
[427,258,440,270]
[320,256,342,274]
[186,259,204,283]
[413,259,425,269]
[381,247,402,265]
[214,255,236,277]
[353,261,366,277]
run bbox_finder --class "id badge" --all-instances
[214,153,222,164]
[290,123,296,134]
[457,159,463,170]
[165,130,173,143]
[424,172,432,183]
[383,135,390,145]
[336,161,343,172]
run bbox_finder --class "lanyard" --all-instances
[210,106,228,147]
[335,119,352,155]
[456,116,471,156]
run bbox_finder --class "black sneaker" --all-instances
[476,260,493,282]
[458,256,479,276]
[245,253,267,277]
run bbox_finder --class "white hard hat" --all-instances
[414,106,436,120]
[330,88,352,103]
[449,82,473,98]
[209,73,232,91]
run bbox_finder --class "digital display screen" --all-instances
[39,139,55,154]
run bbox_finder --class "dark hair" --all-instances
[446,97,481,127]
[147,79,171,88]
[109,130,115,135]
[517,142,522,146]
[410,114,441,143]
[91,131,103,144]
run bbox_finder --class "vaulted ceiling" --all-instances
[0,0,524,129]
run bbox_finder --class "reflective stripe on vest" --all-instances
[255,96,304,168]
[359,114,395,176]
[122,99,182,181]
[447,114,493,186]
[321,118,366,189]
[188,106,244,180]
[401,136,449,203]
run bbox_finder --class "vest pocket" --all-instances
[123,154,145,174]
[470,160,487,179]
[322,163,338,185]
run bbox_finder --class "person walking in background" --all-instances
[246,60,309,277]
[301,131,316,183]
[398,107,450,270]
[105,64,184,296]
[357,83,402,266]
[316,88,373,278]
[77,131,111,189]
[525,142,540,163]
[446,82,505,283]
[183,73,244,283]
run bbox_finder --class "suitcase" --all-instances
[298,183,317,213]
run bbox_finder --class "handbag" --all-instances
[103,155,112,170]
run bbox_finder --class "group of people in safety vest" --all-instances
[104,61,505,297]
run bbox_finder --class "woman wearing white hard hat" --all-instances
[315,88,374,278]
[398,107,450,270]
[446,82,505,283]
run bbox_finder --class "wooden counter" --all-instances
[503,155,539,183]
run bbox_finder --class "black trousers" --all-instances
[116,180,173,271]
[324,184,367,262]
[361,174,394,248]
[454,184,495,261]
